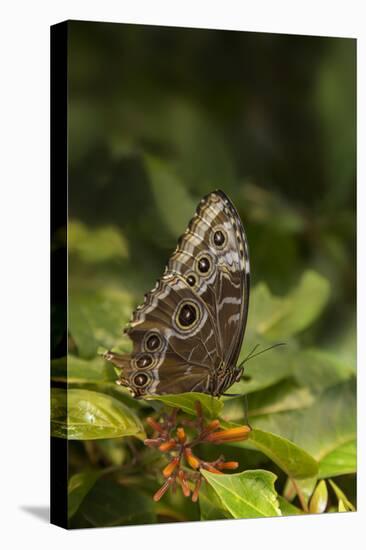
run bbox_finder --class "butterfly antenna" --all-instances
[238,344,260,367]
[238,342,286,369]
[222,344,286,398]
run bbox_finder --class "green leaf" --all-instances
[249,271,330,340]
[295,380,356,462]
[318,439,356,478]
[69,289,133,358]
[248,284,283,337]
[228,349,353,425]
[328,479,355,512]
[250,380,356,465]
[69,220,129,263]
[145,392,223,419]
[201,469,281,519]
[144,155,196,237]
[68,470,101,519]
[309,480,328,514]
[199,480,232,521]
[73,479,155,527]
[51,388,145,440]
[246,428,318,480]
[247,379,314,417]
[293,349,355,394]
[51,355,116,384]
[338,499,347,512]
[278,496,303,516]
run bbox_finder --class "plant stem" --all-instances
[291,478,308,513]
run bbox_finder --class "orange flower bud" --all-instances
[201,463,223,475]
[184,448,201,470]
[176,427,186,444]
[153,477,174,502]
[178,470,191,497]
[158,439,177,452]
[192,476,202,502]
[146,417,165,434]
[206,425,251,443]
[162,456,180,478]
[219,461,239,470]
[205,419,221,432]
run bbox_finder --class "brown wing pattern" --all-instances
[105,272,220,397]
[104,190,250,397]
[168,190,250,373]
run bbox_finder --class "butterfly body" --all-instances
[104,190,250,398]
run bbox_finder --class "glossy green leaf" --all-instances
[328,479,355,512]
[73,479,155,527]
[249,271,330,340]
[51,388,145,440]
[69,289,133,358]
[318,439,356,478]
[146,392,223,418]
[246,428,318,479]
[201,469,281,518]
[309,480,328,514]
[68,470,101,519]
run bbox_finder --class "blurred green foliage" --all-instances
[51,21,356,527]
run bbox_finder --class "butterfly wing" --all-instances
[105,190,249,397]
[168,190,250,381]
[105,272,221,397]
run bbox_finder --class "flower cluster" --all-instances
[144,402,251,502]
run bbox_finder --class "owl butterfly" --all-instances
[104,190,250,398]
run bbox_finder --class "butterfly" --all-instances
[104,189,250,398]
